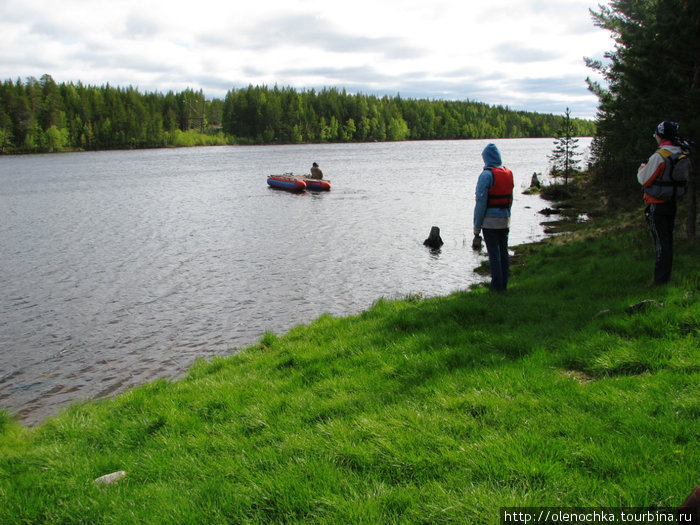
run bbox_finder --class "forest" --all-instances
[0,75,595,155]
[586,0,699,209]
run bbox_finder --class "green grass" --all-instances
[1,211,698,524]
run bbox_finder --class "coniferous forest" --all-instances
[0,74,595,154]
[586,0,699,206]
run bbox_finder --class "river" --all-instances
[0,138,590,424]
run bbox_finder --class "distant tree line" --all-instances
[221,85,595,144]
[0,75,225,154]
[0,74,595,154]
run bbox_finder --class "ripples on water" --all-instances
[0,138,590,424]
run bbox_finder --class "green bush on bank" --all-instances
[168,129,231,147]
[0,201,698,524]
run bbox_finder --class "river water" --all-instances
[0,138,590,424]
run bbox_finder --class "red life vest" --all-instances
[487,167,514,209]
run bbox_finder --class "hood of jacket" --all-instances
[482,143,502,168]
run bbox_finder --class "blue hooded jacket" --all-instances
[473,143,511,231]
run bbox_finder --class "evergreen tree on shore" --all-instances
[548,108,582,185]
[586,0,699,222]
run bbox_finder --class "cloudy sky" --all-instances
[0,0,613,119]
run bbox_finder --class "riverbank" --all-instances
[1,188,698,523]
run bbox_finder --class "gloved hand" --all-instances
[472,231,482,250]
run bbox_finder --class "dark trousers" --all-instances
[644,201,676,285]
[483,228,510,291]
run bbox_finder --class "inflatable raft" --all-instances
[302,178,331,191]
[267,174,307,192]
[267,174,331,192]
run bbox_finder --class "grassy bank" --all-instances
[1,199,698,523]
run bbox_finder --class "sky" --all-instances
[0,0,614,119]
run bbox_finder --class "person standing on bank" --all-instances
[310,162,323,180]
[473,143,514,291]
[637,120,688,285]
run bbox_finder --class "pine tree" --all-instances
[548,108,581,185]
[586,0,699,233]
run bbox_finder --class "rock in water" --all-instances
[423,226,443,249]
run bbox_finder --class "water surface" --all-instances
[0,138,590,424]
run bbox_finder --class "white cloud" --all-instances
[0,0,613,118]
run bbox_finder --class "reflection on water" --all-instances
[0,138,590,424]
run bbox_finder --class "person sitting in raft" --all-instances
[310,162,323,179]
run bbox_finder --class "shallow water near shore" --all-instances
[0,138,590,424]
